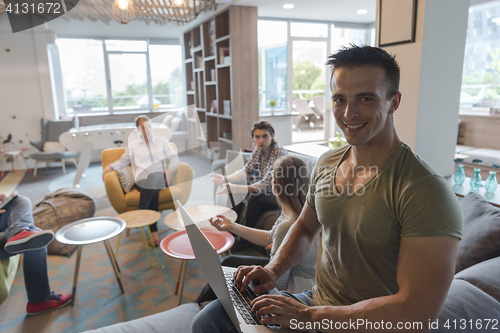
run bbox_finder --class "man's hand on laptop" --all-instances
[233,265,277,295]
[251,294,312,328]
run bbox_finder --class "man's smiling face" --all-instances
[332,66,400,148]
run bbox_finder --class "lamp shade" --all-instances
[112,0,135,24]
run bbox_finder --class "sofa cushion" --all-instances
[455,256,500,303]
[434,279,500,332]
[162,114,175,127]
[456,192,500,273]
[170,117,182,132]
[82,303,201,333]
[115,166,135,193]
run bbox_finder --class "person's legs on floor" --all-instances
[1,196,54,254]
[0,195,72,315]
[136,172,164,245]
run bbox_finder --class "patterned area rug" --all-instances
[0,212,208,333]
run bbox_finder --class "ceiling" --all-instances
[233,0,377,24]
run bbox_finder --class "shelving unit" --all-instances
[183,6,258,160]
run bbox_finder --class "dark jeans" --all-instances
[234,192,279,228]
[136,172,167,232]
[0,196,51,304]
[195,255,270,304]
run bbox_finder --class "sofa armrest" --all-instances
[212,159,226,173]
[104,172,128,214]
[29,140,44,152]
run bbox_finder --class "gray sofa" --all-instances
[85,192,500,333]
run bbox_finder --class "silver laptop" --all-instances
[177,202,300,333]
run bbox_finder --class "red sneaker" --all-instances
[27,293,72,315]
[4,230,54,254]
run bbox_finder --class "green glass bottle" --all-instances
[470,159,483,192]
[485,164,499,193]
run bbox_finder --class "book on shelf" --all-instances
[195,55,203,68]
[210,99,217,113]
[210,68,216,81]
[218,47,230,65]
[209,20,216,56]
[223,100,231,116]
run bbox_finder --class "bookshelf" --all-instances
[183,6,258,160]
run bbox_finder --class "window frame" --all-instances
[257,17,374,142]
[53,36,182,117]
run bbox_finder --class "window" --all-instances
[56,38,182,115]
[331,26,373,53]
[258,20,288,112]
[57,39,108,113]
[461,1,500,111]
[149,45,183,109]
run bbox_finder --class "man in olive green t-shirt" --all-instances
[229,45,464,332]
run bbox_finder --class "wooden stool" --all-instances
[115,210,161,267]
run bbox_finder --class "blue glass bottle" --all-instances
[454,164,465,186]
[485,171,498,193]
[470,168,482,192]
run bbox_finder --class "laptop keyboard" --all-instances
[224,272,278,326]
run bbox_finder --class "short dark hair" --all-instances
[327,45,400,99]
[134,115,151,127]
[250,121,276,145]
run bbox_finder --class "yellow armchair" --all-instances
[0,255,21,305]
[102,145,194,214]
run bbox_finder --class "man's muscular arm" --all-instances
[253,235,459,333]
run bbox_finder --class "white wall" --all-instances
[380,0,469,176]
[0,16,53,164]
[259,115,293,146]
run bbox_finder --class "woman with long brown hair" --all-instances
[208,155,317,293]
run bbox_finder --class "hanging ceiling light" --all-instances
[112,0,135,24]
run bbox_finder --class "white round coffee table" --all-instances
[164,205,238,231]
[55,217,126,305]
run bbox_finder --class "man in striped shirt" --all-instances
[211,121,286,248]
